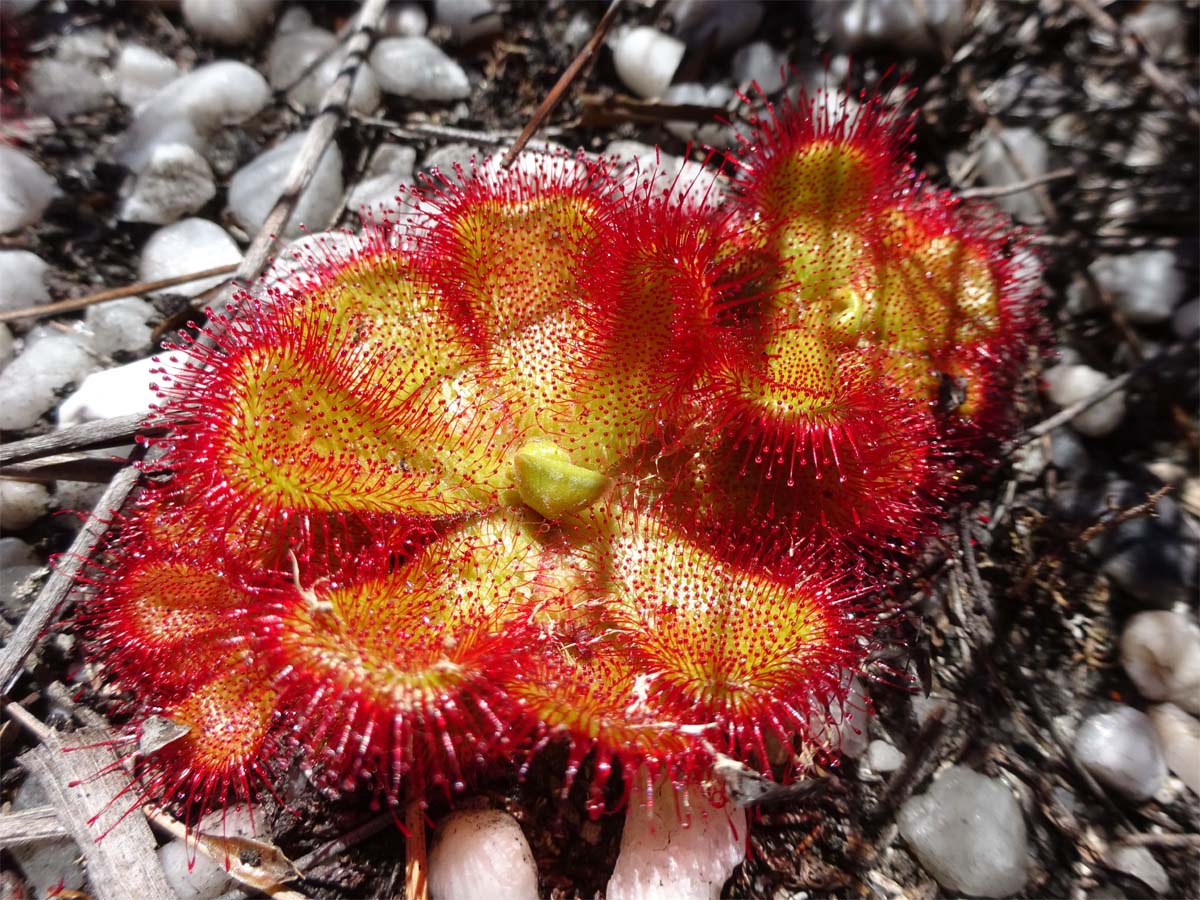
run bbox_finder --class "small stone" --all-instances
[1173,298,1199,339]
[976,126,1049,221]
[0,537,36,568]
[899,766,1028,897]
[1124,3,1186,61]
[113,44,182,110]
[1107,845,1169,895]
[382,2,429,37]
[369,37,471,102]
[731,41,787,94]
[349,144,418,220]
[84,296,155,356]
[140,218,243,297]
[814,0,966,53]
[1090,251,1186,325]
[1042,363,1126,437]
[268,28,380,115]
[275,5,313,34]
[808,673,869,758]
[434,0,501,43]
[0,334,96,431]
[1120,611,1200,714]
[158,839,235,900]
[25,58,111,118]
[228,133,344,239]
[116,61,272,172]
[661,83,736,146]
[607,772,747,900]
[1147,703,1200,795]
[0,481,49,531]
[667,0,764,53]
[428,809,538,900]
[868,739,905,773]
[0,146,59,233]
[1074,706,1168,802]
[120,143,217,224]
[182,0,277,46]
[611,26,685,99]
[606,141,724,210]
[58,357,159,427]
[0,250,50,314]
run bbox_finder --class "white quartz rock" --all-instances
[606,140,725,211]
[349,144,418,220]
[182,0,277,46]
[899,767,1028,897]
[435,0,502,43]
[1147,703,1200,795]
[807,672,869,758]
[159,805,261,900]
[25,58,111,118]
[1042,362,1126,437]
[120,142,217,224]
[0,481,49,531]
[731,41,787,94]
[113,44,181,110]
[84,296,155,356]
[140,218,243,297]
[382,2,429,37]
[976,126,1049,221]
[370,37,471,102]
[868,739,905,773]
[815,0,966,54]
[1107,845,1169,895]
[0,334,97,431]
[428,809,538,900]
[116,61,272,172]
[0,250,50,314]
[228,133,344,238]
[607,774,747,900]
[268,27,381,114]
[1074,706,1168,802]
[0,145,59,233]
[612,26,685,100]
[1090,250,1186,325]
[666,0,764,53]
[1120,611,1200,714]
[58,357,159,426]
[661,83,736,146]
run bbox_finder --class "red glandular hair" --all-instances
[76,80,1041,828]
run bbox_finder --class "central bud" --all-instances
[512,437,610,519]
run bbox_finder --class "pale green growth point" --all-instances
[513,438,611,519]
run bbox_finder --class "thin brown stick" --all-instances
[0,264,239,324]
[1,452,130,484]
[0,806,70,846]
[958,167,1075,199]
[499,0,623,168]
[1118,832,1200,849]
[0,413,154,467]
[405,801,428,900]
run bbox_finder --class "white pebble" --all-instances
[0,146,59,233]
[612,27,685,100]
[275,5,313,35]
[84,296,155,356]
[666,0,764,54]
[1074,706,1167,802]
[60,358,157,427]
[428,809,538,900]
[228,133,344,239]
[382,2,429,37]
[434,0,501,43]
[1173,298,1199,339]
[116,61,271,172]
[976,126,1049,221]
[808,672,869,758]
[182,0,277,45]
[120,142,217,225]
[0,249,50,314]
[606,141,725,211]
[25,58,111,118]
[370,37,471,102]
[0,481,49,531]
[349,144,418,220]
[1042,362,1126,437]
[1090,250,1185,325]
[140,218,243,297]
[112,44,181,110]
[1147,703,1200,795]
[1124,2,1186,61]
[0,324,13,370]
[1107,845,1169,895]
[1120,611,1200,715]
[0,333,96,431]
[661,83,736,146]
[814,0,966,54]
[268,28,380,115]
[867,739,905,773]
[607,773,747,900]
[158,839,235,900]
[731,41,787,94]
[899,767,1028,898]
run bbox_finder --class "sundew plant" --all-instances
[79,87,1039,824]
